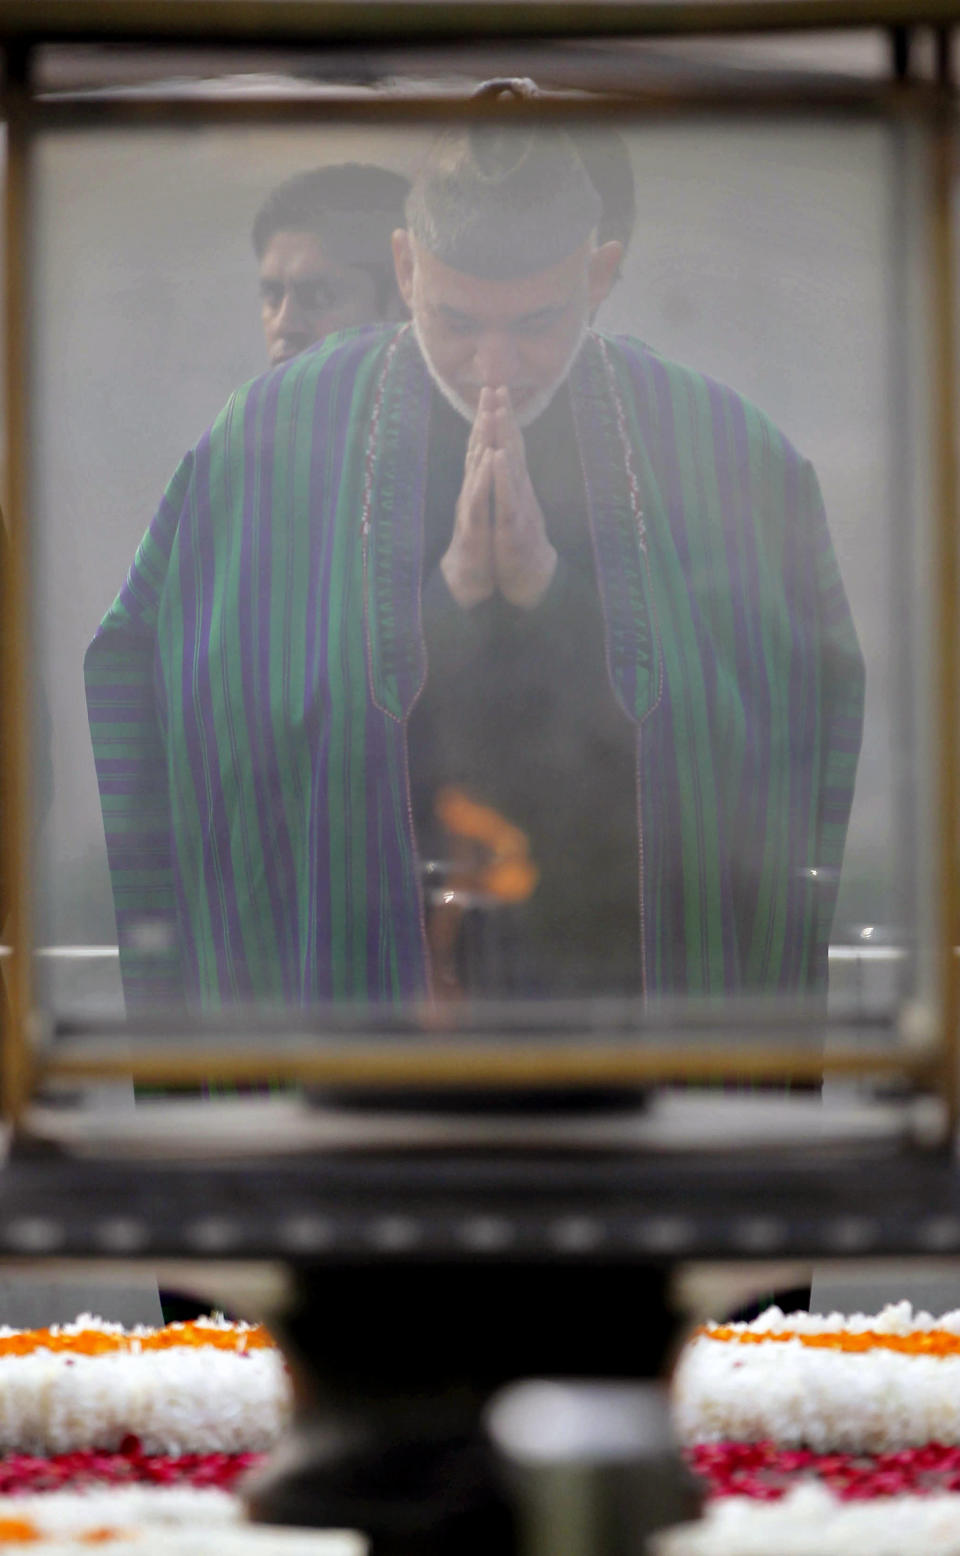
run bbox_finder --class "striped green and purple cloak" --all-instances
[85,325,864,1010]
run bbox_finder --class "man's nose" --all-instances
[474,332,521,386]
[275,288,306,334]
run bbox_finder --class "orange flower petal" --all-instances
[701,1326,960,1358]
[0,1321,275,1360]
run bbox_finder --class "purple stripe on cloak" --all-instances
[303,335,376,998]
[218,380,281,1000]
[727,390,773,980]
[275,362,317,993]
[172,428,214,997]
[147,622,185,1008]
[302,389,342,1000]
[325,339,389,996]
[119,496,181,619]
[707,377,757,982]
[365,716,424,1000]
[363,332,431,719]
[366,733,400,1001]
[300,361,332,1000]
[111,844,170,864]
[365,338,433,999]
[749,420,781,983]
[570,344,658,990]
[184,419,248,1001]
[643,350,693,992]
[756,421,813,992]
[315,337,387,995]
[87,515,177,1004]
[681,370,732,985]
[608,348,668,989]
[571,346,646,721]
[328,342,388,996]
[88,705,156,726]
[703,392,743,982]
[243,364,300,1001]
[96,758,155,776]
[307,727,334,1001]
[779,442,819,990]
[777,443,803,987]
[202,393,259,1002]
[338,570,356,997]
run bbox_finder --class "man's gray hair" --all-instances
[405,122,601,281]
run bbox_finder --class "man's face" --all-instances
[393,235,614,426]
[259,229,379,366]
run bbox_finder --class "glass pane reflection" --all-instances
[29,107,924,1037]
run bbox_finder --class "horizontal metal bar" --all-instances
[0,1,958,48]
[5,941,909,964]
[829,945,908,962]
[19,943,927,1087]
[36,1040,935,1086]
[13,78,952,129]
[1,1148,959,1263]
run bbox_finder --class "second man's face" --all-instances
[259,229,379,366]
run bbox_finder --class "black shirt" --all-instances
[408,384,641,997]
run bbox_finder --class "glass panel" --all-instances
[26,92,934,1069]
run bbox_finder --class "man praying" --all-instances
[86,112,864,1009]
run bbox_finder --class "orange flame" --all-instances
[433,787,538,904]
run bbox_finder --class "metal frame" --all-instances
[2,3,958,1120]
[0,1,955,46]
[1,1146,960,1262]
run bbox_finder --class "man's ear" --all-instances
[587,240,624,312]
[392,229,416,310]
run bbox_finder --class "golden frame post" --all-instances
[1,41,34,1124]
[0,5,958,1111]
[929,34,960,1132]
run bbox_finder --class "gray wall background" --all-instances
[29,114,925,1008]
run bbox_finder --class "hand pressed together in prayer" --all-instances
[441,385,559,610]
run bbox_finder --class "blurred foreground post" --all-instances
[247,1261,699,1555]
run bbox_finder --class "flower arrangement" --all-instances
[669,1304,960,1552]
[0,1317,290,1463]
[674,1303,960,1454]
[653,1484,960,1556]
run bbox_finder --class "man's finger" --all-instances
[466,398,496,473]
[493,391,530,499]
[465,407,490,467]
[494,419,532,509]
[446,438,496,609]
[493,387,525,458]
[463,413,494,479]
[492,447,519,530]
[463,446,495,525]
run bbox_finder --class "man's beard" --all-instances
[411,315,588,430]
